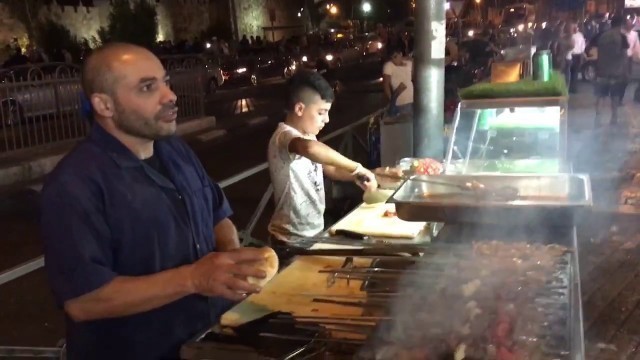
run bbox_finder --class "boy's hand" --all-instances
[354,167,378,192]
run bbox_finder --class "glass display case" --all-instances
[444,97,568,174]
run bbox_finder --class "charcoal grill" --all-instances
[181,227,585,360]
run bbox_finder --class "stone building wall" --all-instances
[0,0,295,50]
[235,0,305,39]
[0,0,230,48]
[36,2,110,43]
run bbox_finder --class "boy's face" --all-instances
[293,93,332,136]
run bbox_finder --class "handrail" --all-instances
[0,256,44,287]
[0,108,383,287]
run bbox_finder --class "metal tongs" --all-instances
[377,174,520,201]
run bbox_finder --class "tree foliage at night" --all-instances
[97,0,158,49]
[35,19,82,61]
[1,0,45,42]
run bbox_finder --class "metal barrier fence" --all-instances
[0,63,87,154]
[0,59,207,155]
[160,55,209,123]
[0,108,383,358]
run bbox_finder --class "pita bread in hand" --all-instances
[246,247,279,287]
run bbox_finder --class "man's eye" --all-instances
[141,83,157,92]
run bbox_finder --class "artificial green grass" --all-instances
[459,71,568,100]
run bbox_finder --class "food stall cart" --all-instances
[181,182,590,359]
[445,70,569,175]
[180,72,589,359]
[444,96,569,175]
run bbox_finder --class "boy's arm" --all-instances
[288,138,377,190]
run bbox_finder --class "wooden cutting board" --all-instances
[329,203,426,239]
[221,256,371,328]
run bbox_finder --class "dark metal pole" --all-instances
[413,0,445,159]
[229,0,239,41]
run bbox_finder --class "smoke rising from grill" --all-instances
[356,240,574,360]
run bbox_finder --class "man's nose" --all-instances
[161,82,178,103]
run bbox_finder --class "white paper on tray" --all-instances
[329,203,426,239]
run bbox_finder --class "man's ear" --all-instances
[90,94,115,118]
[293,102,305,117]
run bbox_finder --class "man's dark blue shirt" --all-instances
[41,124,234,360]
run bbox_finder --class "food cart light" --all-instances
[468,30,474,37]
[302,56,308,62]
[325,54,334,61]
[205,42,211,49]
[528,22,533,28]
[377,42,383,49]
[517,24,525,32]
[236,67,247,73]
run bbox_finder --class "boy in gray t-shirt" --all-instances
[267,71,377,242]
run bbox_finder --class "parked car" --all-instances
[0,63,82,124]
[300,39,364,72]
[160,54,224,94]
[355,33,384,58]
[220,48,297,87]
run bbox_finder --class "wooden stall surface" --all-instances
[221,255,372,329]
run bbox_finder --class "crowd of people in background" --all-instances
[534,11,640,124]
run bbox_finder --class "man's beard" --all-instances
[112,102,178,141]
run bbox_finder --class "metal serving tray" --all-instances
[388,174,592,225]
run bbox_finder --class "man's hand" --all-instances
[188,248,267,301]
[395,82,408,97]
[354,167,378,192]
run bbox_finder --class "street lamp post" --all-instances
[414,0,446,158]
[362,1,371,33]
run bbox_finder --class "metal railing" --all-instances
[0,107,383,358]
[0,60,207,155]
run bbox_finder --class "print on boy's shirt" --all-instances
[308,162,323,193]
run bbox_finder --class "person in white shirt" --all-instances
[621,15,639,104]
[267,71,378,243]
[568,22,586,94]
[382,47,413,116]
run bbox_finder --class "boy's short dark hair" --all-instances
[387,46,404,59]
[286,70,335,111]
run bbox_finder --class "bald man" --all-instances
[40,43,267,359]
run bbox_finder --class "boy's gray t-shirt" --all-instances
[268,122,325,241]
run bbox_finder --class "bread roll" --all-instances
[247,247,279,287]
